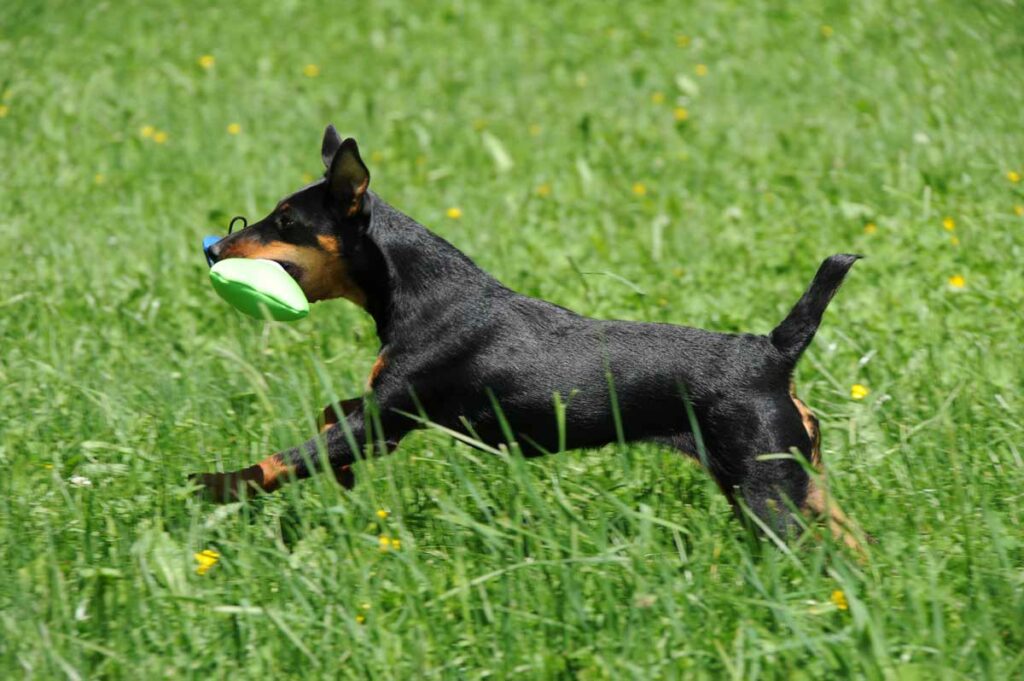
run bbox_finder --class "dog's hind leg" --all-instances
[693,398,816,541]
[789,387,870,555]
[652,429,801,539]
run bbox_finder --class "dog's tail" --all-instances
[770,254,861,367]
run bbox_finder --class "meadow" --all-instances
[2,0,1023,677]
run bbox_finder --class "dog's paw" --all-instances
[333,464,355,490]
[189,466,264,503]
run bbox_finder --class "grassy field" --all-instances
[2,0,1023,677]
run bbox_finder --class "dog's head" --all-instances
[207,125,374,306]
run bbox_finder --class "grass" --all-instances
[2,0,1023,677]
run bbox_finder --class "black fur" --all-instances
[196,126,860,540]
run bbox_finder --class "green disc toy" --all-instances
[208,257,309,321]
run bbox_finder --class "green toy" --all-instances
[209,258,309,321]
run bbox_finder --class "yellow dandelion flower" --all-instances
[863,222,877,234]
[820,25,834,38]
[378,535,391,551]
[391,538,401,550]
[153,131,168,144]
[695,64,708,77]
[93,173,106,185]
[651,91,666,105]
[140,125,156,139]
[301,172,315,184]
[632,182,648,197]
[950,235,960,246]
[1014,205,1024,217]
[195,549,220,575]
[303,63,320,78]
[197,55,215,69]
[830,590,848,611]
[376,509,389,519]
[675,34,691,48]
[948,274,965,289]
[673,106,689,122]
[360,602,371,610]
[536,183,551,198]
[0,104,9,118]
[942,217,955,231]
[1007,170,1021,183]
[355,614,366,624]
[226,122,241,135]
[446,207,463,220]
[850,384,870,400]
[528,123,542,136]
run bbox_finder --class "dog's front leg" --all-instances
[317,396,364,489]
[318,397,363,432]
[193,407,404,502]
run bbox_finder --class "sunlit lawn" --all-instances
[2,0,1023,677]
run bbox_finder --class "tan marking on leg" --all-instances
[257,454,294,493]
[789,381,821,466]
[790,382,870,556]
[315,397,363,488]
[367,354,386,391]
[804,477,868,554]
[333,465,355,489]
[319,407,338,432]
[318,397,362,432]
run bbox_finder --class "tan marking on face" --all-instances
[219,238,366,306]
[317,234,340,254]
[257,454,294,492]
[367,354,386,391]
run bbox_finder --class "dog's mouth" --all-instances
[272,260,303,282]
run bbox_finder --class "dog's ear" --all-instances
[327,138,370,217]
[321,124,343,169]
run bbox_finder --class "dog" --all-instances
[195,125,866,551]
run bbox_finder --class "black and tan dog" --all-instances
[196,125,865,551]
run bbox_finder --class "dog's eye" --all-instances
[278,213,296,229]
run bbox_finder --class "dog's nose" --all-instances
[203,235,224,266]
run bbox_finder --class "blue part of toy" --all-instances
[203,235,222,267]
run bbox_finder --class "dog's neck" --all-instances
[352,194,503,346]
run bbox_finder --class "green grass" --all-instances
[2,0,1023,677]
